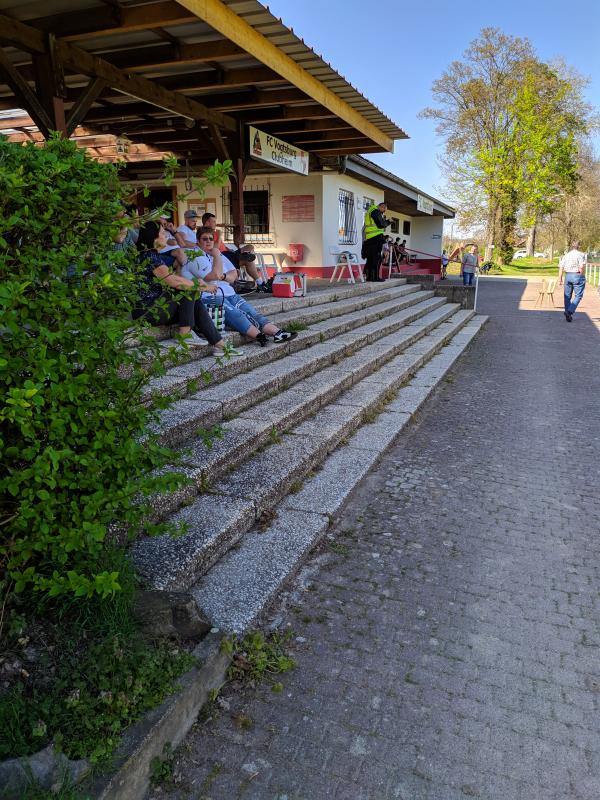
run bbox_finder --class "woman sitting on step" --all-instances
[133,221,242,355]
[181,228,298,347]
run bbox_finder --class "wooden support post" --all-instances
[230,158,246,247]
[229,123,248,247]
[66,77,107,136]
[0,48,53,136]
[32,33,68,136]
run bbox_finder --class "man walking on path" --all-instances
[559,240,587,322]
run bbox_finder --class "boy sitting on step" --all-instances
[181,228,298,347]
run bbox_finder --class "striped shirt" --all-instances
[560,249,586,273]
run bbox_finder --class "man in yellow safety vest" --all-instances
[362,202,392,281]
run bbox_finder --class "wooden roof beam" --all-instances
[201,88,308,111]
[157,66,283,93]
[0,13,237,132]
[103,40,245,72]
[28,2,197,42]
[177,0,394,151]
[312,145,384,155]
[236,105,337,124]
[264,119,357,136]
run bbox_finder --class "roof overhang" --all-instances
[345,156,455,219]
[0,0,408,165]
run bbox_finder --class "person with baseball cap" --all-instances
[175,209,201,251]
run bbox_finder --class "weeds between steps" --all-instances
[149,632,297,790]
[283,320,309,333]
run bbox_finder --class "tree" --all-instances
[421,28,535,261]
[422,29,591,264]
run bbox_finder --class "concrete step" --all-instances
[190,315,488,633]
[144,289,441,405]
[131,308,478,594]
[148,279,408,342]
[147,282,421,371]
[143,300,459,525]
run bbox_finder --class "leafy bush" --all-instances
[0,136,183,605]
[0,632,195,762]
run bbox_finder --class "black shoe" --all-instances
[256,332,268,346]
[564,311,572,322]
[273,329,298,343]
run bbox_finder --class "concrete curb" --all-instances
[83,631,231,800]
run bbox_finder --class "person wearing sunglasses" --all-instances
[182,228,297,346]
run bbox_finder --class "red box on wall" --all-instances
[287,243,304,262]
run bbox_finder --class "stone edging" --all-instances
[85,631,231,800]
[0,632,231,800]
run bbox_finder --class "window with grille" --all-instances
[390,217,399,234]
[223,186,272,243]
[363,196,374,210]
[338,189,357,245]
[403,220,411,236]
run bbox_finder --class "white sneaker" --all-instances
[182,330,207,347]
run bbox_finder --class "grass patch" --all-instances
[0,550,196,765]
[488,257,559,277]
[222,630,295,687]
[284,320,309,333]
[447,256,559,278]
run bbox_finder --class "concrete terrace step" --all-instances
[191,315,488,633]
[144,300,459,528]
[145,289,440,403]
[149,279,408,342]
[151,281,423,373]
[150,292,445,448]
[131,307,477,593]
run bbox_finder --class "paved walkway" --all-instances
[150,279,600,800]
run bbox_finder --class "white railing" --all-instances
[585,262,600,286]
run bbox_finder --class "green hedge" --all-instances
[0,136,182,603]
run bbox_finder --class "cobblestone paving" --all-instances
[149,279,600,800]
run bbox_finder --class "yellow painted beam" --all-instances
[175,0,394,152]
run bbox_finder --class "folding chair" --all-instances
[329,249,364,284]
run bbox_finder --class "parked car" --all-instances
[513,250,546,259]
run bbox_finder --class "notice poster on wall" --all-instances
[249,126,309,175]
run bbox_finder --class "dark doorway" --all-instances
[136,187,178,224]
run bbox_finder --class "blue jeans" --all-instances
[462,271,475,286]
[203,292,270,335]
[564,273,585,315]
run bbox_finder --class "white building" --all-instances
[140,155,454,279]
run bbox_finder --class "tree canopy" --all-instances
[421,28,594,262]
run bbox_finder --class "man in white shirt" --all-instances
[175,210,201,251]
[182,228,297,346]
[558,241,587,322]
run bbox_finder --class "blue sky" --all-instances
[266,0,600,205]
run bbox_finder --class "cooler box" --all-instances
[272,272,307,298]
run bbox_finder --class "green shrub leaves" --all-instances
[0,136,182,603]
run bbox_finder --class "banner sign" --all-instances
[417,194,434,215]
[249,126,309,175]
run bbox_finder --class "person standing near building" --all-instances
[559,241,587,322]
[461,244,478,286]
[362,201,392,282]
